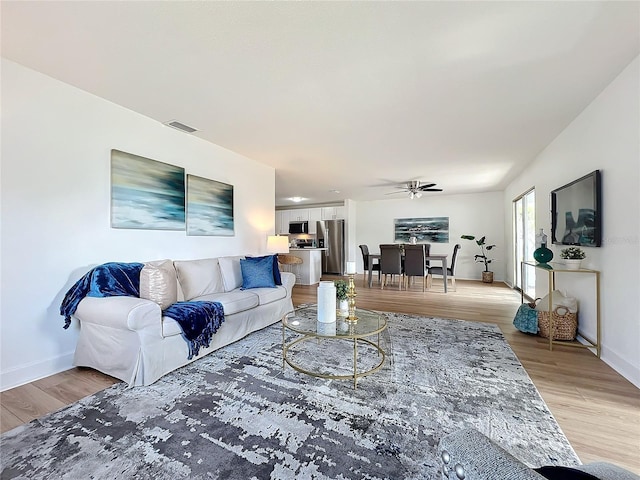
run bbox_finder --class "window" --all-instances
[513,189,536,299]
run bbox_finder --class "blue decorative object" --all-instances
[240,256,277,289]
[533,245,554,264]
[247,254,282,285]
[513,304,539,334]
[60,262,144,329]
[533,229,554,264]
[163,301,225,359]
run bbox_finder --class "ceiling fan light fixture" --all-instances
[385,180,442,198]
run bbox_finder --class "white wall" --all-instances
[345,199,358,266]
[0,59,276,390]
[355,192,505,281]
[504,56,640,387]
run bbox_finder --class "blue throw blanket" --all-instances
[513,303,539,334]
[163,301,225,359]
[60,262,144,329]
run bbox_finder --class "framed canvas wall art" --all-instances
[394,217,449,243]
[111,150,185,230]
[186,174,234,236]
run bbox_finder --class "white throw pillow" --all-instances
[535,290,578,313]
[139,259,178,310]
[218,256,245,292]
[174,258,225,300]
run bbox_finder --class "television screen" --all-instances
[551,170,601,247]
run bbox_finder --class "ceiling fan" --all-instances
[386,180,443,199]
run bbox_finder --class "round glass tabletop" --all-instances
[283,304,387,338]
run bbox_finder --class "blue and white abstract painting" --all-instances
[187,175,234,236]
[111,150,185,230]
[394,217,449,243]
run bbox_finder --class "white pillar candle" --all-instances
[317,281,336,323]
[346,261,356,274]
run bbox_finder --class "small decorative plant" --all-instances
[461,234,496,272]
[560,247,585,260]
[334,280,348,301]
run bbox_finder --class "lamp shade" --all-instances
[267,235,289,254]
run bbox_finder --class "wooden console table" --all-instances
[521,261,601,357]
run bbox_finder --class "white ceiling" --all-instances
[2,1,639,206]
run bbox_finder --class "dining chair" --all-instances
[424,243,432,268]
[427,244,461,292]
[359,244,381,287]
[403,244,428,292]
[379,244,404,290]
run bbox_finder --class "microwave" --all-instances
[289,221,309,234]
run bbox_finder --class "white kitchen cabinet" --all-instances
[308,208,322,234]
[289,209,309,222]
[321,206,345,220]
[276,210,290,234]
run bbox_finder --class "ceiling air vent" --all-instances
[163,120,198,134]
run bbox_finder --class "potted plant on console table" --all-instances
[560,246,585,270]
[461,234,496,283]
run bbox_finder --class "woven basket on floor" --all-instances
[538,306,578,340]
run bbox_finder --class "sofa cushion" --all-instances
[161,290,261,338]
[218,256,245,292]
[247,254,282,285]
[174,258,225,301]
[139,260,177,310]
[194,291,260,316]
[240,257,276,289]
[249,286,287,306]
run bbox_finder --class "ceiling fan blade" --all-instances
[417,183,437,190]
[384,191,406,195]
[422,188,443,192]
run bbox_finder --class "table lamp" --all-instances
[267,235,290,255]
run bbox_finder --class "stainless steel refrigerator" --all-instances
[317,219,345,274]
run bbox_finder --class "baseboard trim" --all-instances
[0,352,74,392]
[599,345,640,389]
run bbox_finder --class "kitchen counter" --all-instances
[283,249,324,285]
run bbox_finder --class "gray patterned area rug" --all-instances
[1,313,579,479]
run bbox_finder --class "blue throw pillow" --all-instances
[240,256,277,290]
[245,254,282,285]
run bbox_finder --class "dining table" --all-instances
[368,253,449,292]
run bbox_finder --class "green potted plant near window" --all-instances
[334,280,349,315]
[461,234,496,283]
[560,246,585,270]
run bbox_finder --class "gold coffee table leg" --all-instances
[353,338,358,389]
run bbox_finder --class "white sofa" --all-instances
[72,256,295,387]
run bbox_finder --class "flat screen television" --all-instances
[551,170,601,247]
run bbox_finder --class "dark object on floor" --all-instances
[439,428,640,480]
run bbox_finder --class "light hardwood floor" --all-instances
[2,276,638,473]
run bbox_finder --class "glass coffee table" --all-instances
[282,305,387,389]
